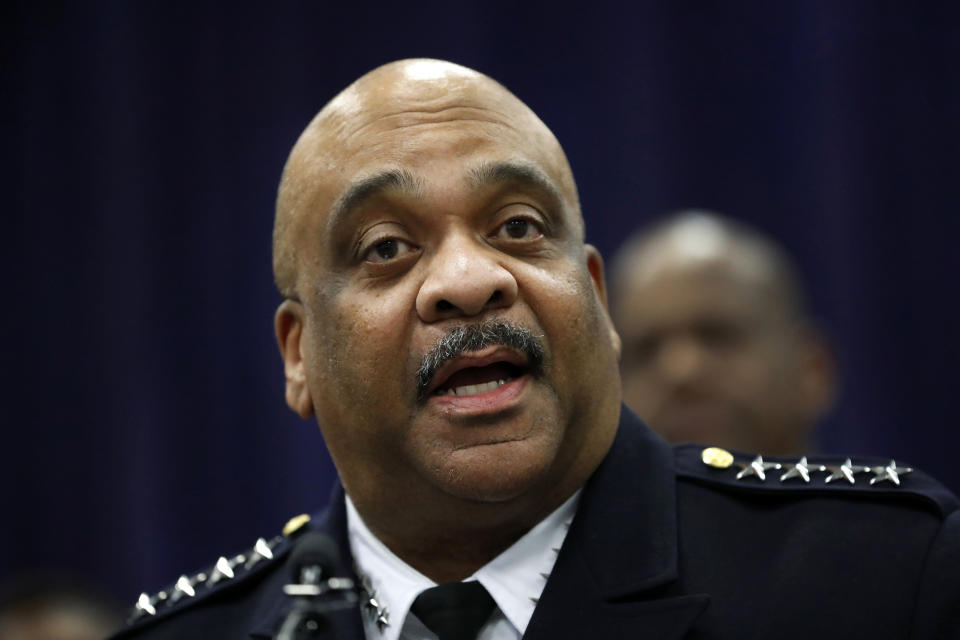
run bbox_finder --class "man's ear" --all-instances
[275,299,315,419]
[585,244,622,360]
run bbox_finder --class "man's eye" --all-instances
[628,335,661,366]
[364,238,415,263]
[497,217,542,240]
[697,321,745,350]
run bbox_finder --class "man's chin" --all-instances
[427,438,559,503]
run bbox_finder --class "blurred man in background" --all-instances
[610,211,836,455]
[0,574,123,640]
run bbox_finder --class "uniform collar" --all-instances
[347,491,580,639]
[523,407,709,640]
[572,406,680,596]
[249,407,696,639]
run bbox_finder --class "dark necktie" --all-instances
[410,581,496,640]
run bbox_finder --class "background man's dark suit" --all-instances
[114,409,960,638]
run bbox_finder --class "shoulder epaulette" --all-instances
[674,444,960,518]
[115,513,313,635]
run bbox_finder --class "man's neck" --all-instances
[351,485,578,583]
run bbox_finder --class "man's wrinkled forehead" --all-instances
[280,60,580,216]
[325,60,503,131]
[314,60,533,144]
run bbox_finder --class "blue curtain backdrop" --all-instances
[4,1,959,605]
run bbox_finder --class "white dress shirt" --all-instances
[346,491,580,640]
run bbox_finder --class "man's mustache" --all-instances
[416,320,545,402]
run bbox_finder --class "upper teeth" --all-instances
[440,379,510,397]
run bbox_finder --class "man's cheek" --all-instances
[335,302,410,370]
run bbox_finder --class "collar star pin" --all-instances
[245,537,277,570]
[356,570,389,632]
[780,456,825,483]
[869,460,913,486]
[206,556,238,588]
[132,592,156,619]
[824,458,871,484]
[167,575,196,605]
[735,455,782,481]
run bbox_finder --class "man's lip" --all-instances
[426,346,530,396]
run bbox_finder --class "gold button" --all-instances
[282,513,311,537]
[701,447,734,469]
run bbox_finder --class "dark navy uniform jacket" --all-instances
[112,409,960,639]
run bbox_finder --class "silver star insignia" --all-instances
[167,575,196,605]
[824,458,869,484]
[869,460,913,486]
[130,590,168,619]
[206,556,236,587]
[357,571,389,631]
[735,455,782,481]
[130,592,156,621]
[365,594,389,631]
[245,537,276,570]
[780,456,824,483]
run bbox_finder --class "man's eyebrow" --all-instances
[467,161,565,206]
[327,168,422,230]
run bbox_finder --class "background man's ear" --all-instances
[274,299,315,419]
[584,244,622,360]
[796,327,838,423]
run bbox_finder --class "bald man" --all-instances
[113,61,959,639]
[611,211,836,455]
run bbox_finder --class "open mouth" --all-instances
[433,361,526,397]
[416,320,545,403]
[424,347,532,401]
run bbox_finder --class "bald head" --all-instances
[611,211,806,325]
[612,211,835,455]
[273,59,581,298]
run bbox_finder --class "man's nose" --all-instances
[415,236,519,322]
[657,336,707,384]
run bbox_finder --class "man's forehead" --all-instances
[283,60,577,214]
[306,63,541,155]
[619,258,796,336]
[290,114,571,227]
[338,59,498,114]
[629,257,771,307]
[628,236,769,291]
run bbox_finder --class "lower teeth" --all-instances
[441,377,513,397]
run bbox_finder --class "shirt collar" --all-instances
[347,491,580,640]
